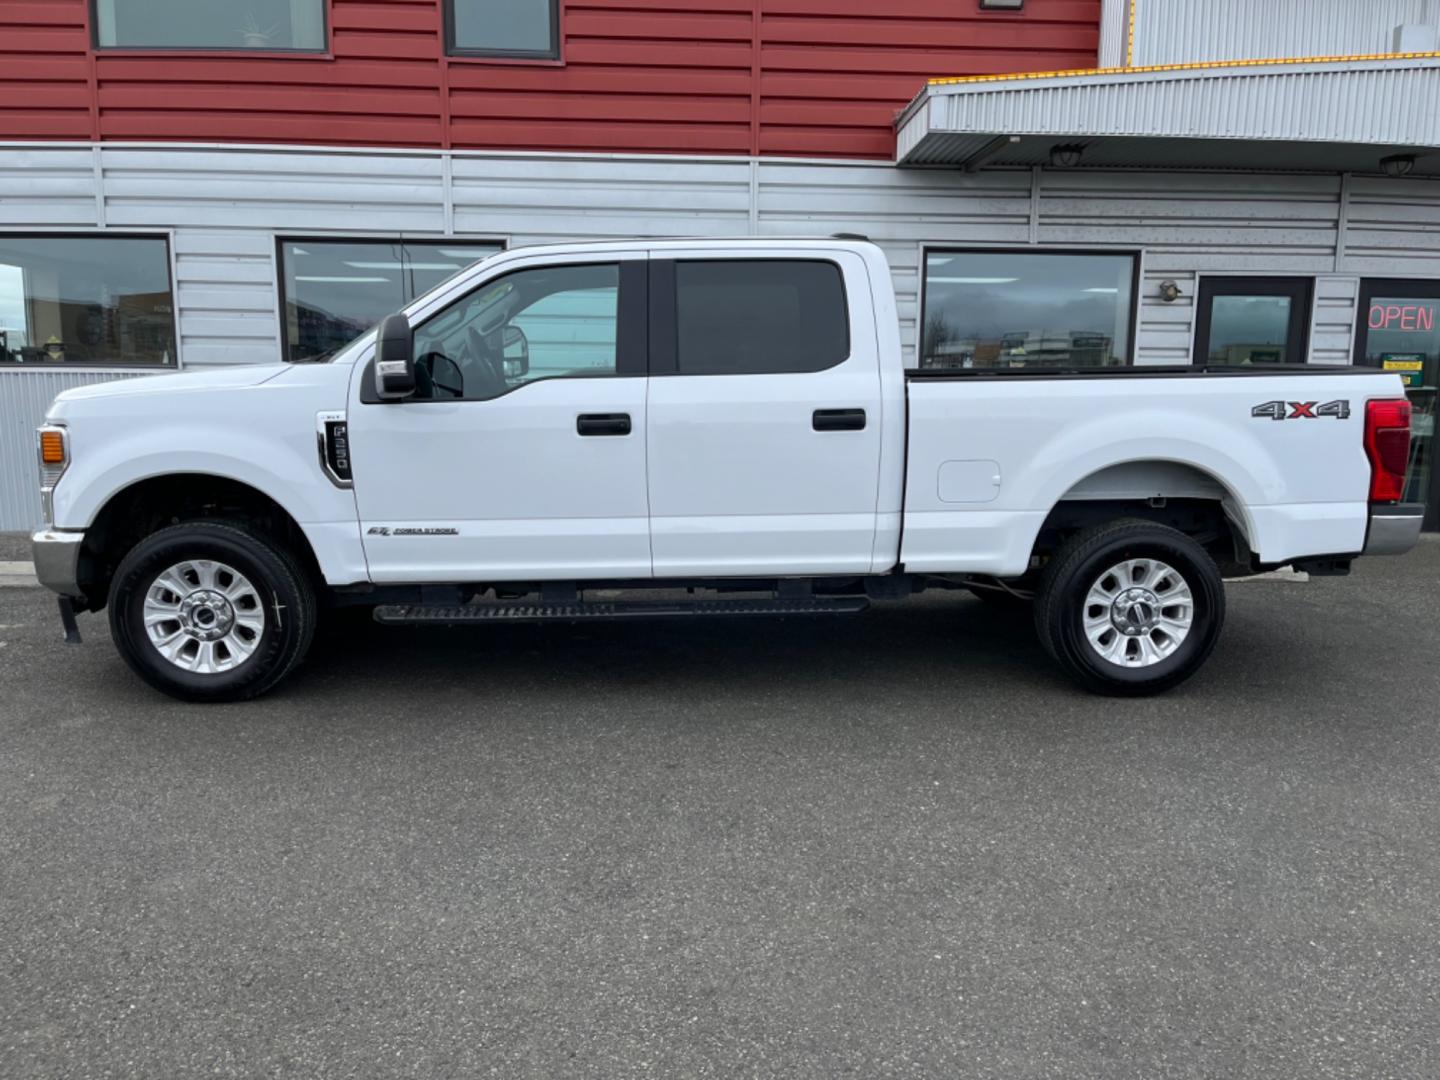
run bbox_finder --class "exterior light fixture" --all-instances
[1049,144,1084,168]
[1381,154,1416,177]
[979,0,1024,8]
[1158,280,1182,303]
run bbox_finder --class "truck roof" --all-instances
[501,235,881,258]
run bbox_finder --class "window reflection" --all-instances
[0,235,176,366]
[280,239,501,361]
[96,0,326,50]
[1206,296,1293,364]
[920,251,1134,370]
[450,0,557,57]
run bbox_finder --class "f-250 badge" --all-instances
[1251,400,1351,421]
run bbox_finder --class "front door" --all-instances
[348,255,651,582]
[645,252,884,576]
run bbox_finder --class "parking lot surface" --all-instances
[2,539,1439,1079]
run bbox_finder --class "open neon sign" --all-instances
[1369,302,1436,332]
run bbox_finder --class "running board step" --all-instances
[373,597,869,625]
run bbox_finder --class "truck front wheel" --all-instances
[1034,519,1225,696]
[108,521,316,702]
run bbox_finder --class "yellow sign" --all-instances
[1383,355,1426,388]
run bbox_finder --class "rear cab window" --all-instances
[672,259,850,375]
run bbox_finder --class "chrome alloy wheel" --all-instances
[143,560,266,674]
[1082,558,1193,668]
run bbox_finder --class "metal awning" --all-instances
[896,57,1440,175]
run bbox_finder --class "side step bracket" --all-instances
[373,596,868,625]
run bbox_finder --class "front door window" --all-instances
[410,263,619,401]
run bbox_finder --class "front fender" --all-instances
[48,364,368,584]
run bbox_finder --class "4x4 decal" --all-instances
[1251,400,1351,421]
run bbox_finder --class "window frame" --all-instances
[1193,275,1314,367]
[359,258,646,405]
[275,234,506,363]
[1352,276,1440,530]
[648,257,852,377]
[916,245,1142,373]
[444,0,562,61]
[1352,277,1440,364]
[0,230,180,370]
[89,0,330,54]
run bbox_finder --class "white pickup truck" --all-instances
[32,238,1422,701]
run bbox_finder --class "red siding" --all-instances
[0,0,1099,159]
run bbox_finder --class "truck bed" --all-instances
[901,365,1407,576]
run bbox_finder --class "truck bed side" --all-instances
[902,368,1408,576]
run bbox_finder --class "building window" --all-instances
[278,238,502,362]
[1355,278,1439,527]
[919,249,1137,371]
[674,260,850,376]
[0,235,177,367]
[1194,277,1312,366]
[93,0,326,51]
[447,0,560,59]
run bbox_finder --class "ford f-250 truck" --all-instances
[31,239,1422,701]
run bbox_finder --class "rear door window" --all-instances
[674,259,849,375]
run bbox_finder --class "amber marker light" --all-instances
[40,429,66,464]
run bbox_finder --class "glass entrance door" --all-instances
[1355,280,1440,529]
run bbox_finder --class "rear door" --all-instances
[645,249,884,576]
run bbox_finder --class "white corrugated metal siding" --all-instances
[902,60,1440,164]
[1132,0,1438,67]
[1344,175,1440,275]
[452,155,752,240]
[1311,276,1362,366]
[1098,0,1130,68]
[0,147,96,228]
[0,370,153,530]
[3,142,1440,527]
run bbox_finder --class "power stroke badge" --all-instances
[367,527,459,536]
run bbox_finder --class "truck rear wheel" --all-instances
[108,521,316,702]
[1034,519,1224,696]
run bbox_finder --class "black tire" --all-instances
[108,520,316,702]
[1034,519,1225,696]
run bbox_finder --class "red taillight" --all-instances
[1364,398,1412,503]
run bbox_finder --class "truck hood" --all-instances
[51,363,291,406]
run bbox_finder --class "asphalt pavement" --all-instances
[2,537,1439,1079]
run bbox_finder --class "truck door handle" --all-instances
[577,412,632,437]
[813,408,866,432]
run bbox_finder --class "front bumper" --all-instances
[31,529,85,596]
[1364,504,1426,556]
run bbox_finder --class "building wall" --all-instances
[0,0,1100,160]
[4,141,1440,527]
[1128,0,1439,67]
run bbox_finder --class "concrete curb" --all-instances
[0,560,39,588]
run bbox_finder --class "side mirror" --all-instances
[373,314,415,399]
[503,324,530,378]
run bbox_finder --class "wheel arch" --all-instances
[1028,458,1258,567]
[78,473,324,611]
